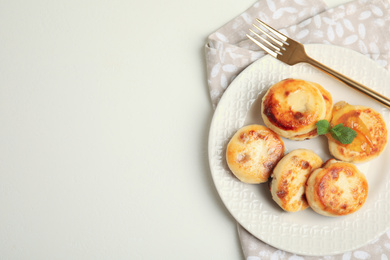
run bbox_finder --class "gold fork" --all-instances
[246,19,390,109]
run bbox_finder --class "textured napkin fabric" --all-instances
[205,0,390,258]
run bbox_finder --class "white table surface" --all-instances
[0,0,359,259]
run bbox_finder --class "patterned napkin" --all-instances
[205,0,390,258]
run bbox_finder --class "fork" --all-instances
[246,19,390,109]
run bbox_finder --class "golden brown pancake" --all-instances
[270,149,323,212]
[327,101,388,163]
[226,125,285,184]
[306,159,368,217]
[261,79,327,139]
[289,83,333,140]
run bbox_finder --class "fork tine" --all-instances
[248,28,281,52]
[252,24,283,47]
[255,19,288,42]
[246,34,278,58]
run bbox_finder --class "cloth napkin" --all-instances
[205,0,390,258]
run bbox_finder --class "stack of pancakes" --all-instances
[225,78,388,217]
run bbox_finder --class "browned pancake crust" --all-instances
[226,125,285,184]
[270,149,323,212]
[327,102,388,163]
[262,79,326,138]
[306,160,368,216]
[290,83,333,140]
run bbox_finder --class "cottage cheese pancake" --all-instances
[270,149,323,212]
[226,125,285,184]
[327,101,388,163]
[306,159,368,217]
[262,79,327,139]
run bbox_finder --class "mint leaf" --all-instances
[331,123,343,133]
[316,120,331,135]
[330,123,357,144]
[317,120,357,144]
[335,127,357,144]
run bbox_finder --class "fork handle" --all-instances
[306,57,390,109]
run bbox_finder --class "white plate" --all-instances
[208,44,390,256]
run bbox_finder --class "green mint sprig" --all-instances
[316,120,357,144]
